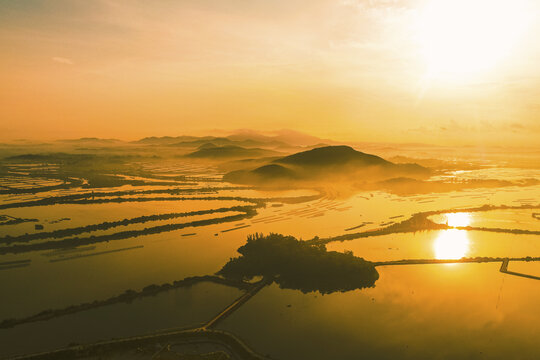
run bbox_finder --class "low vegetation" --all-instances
[0,276,253,329]
[218,233,379,294]
[0,209,258,255]
[311,203,540,245]
[223,145,430,186]
[0,205,258,245]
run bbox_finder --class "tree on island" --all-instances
[218,233,379,294]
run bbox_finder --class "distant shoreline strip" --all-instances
[221,225,251,233]
[0,258,31,266]
[41,245,97,257]
[49,245,144,262]
[344,224,366,231]
[0,263,31,271]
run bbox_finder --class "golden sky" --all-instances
[1,0,539,145]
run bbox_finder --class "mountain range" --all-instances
[224,145,430,185]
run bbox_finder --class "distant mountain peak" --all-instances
[275,145,391,167]
[186,145,281,159]
[224,145,429,185]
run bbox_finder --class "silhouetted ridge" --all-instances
[197,142,218,150]
[56,138,121,144]
[186,145,280,159]
[222,145,430,185]
[252,164,296,178]
[275,145,391,167]
[218,233,379,294]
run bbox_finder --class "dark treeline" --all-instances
[7,174,170,192]
[218,233,379,294]
[310,212,448,245]
[0,259,32,271]
[0,184,249,205]
[0,178,83,195]
[310,203,540,245]
[1,163,198,193]
[374,256,540,266]
[0,217,38,226]
[269,193,321,204]
[415,203,540,217]
[0,259,31,266]
[0,263,31,271]
[0,275,254,329]
[0,205,260,245]
[455,226,540,236]
[0,195,264,210]
[6,329,267,360]
[0,209,258,255]
[65,186,242,199]
[78,174,188,188]
[49,245,144,262]
[0,185,317,210]
[42,245,96,257]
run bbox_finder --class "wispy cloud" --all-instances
[52,57,73,65]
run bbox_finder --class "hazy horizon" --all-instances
[2,0,540,145]
[1,2,539,360]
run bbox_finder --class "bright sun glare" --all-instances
[417,0,531,79]
[434,230,470,260]
[433,213,471,260]
[446,212,471,227]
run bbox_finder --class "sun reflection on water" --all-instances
[446,212,471,227]
[434,212,471,260]
[434,229,470,260]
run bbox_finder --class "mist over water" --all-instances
[0,135,539,359]
[1,1,540,358]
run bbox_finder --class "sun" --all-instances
[433,213,471,260]
[434,229,470,260]
[445,212,471,227]
[416,0,532,79]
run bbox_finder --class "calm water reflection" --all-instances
[0,282,242,358]
[219,263,540,359]
[434,229,470,260]
[433,212,470,260]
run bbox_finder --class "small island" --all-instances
[218,233,379,294]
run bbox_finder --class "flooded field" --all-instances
[327,230,540,261]
[0,282,243,358]
[430,209,540,232]
[5,0,540,356]
[0,146,539,360]
[218,263,540,359]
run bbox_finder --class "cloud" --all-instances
[52,57,73,65]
